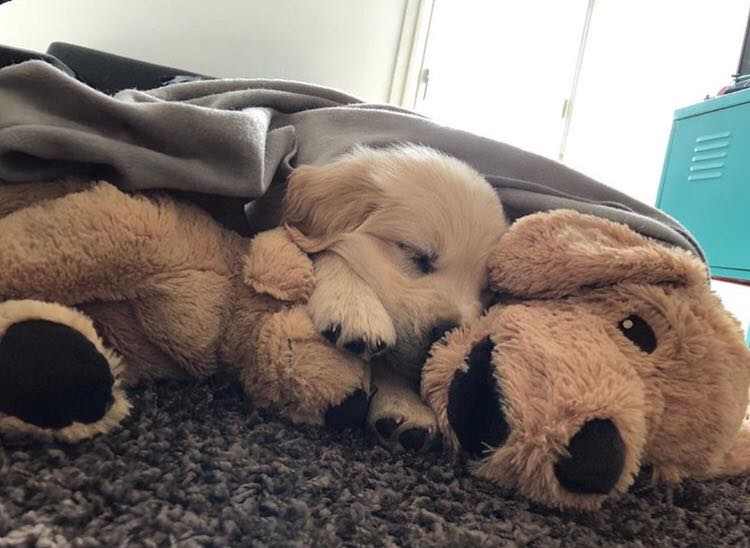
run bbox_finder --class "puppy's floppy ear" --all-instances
[488,210,707,299]
[282,149,382,252]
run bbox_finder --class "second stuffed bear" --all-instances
[0,180,369,442]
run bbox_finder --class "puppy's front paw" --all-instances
[308,280,396,362]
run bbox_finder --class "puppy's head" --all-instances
[283,145,507,377]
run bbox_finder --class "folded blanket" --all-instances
[0,60,702,258]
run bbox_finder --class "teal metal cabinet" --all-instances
[656,89,750,282]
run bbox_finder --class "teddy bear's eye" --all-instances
[617,315,657,354]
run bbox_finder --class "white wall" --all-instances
[0,0,407,101]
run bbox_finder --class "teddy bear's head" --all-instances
[422,210,750,510]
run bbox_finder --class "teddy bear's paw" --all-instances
[324,388,370,430]
[0,301,130,443]
[368,375,442,452]
[308,279,396,362]
[250,312,371,430]
[275,341,370,430]
[278,381,371,431]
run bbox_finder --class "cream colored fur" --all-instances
[283,145,508,445]
[0,145,506,446]
[307,253,396,362]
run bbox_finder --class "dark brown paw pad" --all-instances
[0,320,114,429]
[371,416,442,452]
[324,389,369,430]
[343,338,367,354]
[321,325,388,358]
[399,427,428,451]
[343,337,388,357]
[374,417,402,438]
[322,324,342,344]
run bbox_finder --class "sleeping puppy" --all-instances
[283,145,507,451]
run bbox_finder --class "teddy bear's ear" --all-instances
[487,210,707,299]
[243,227,315,303]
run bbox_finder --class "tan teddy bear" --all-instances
[0,180,370,442]
[422,209,750,510]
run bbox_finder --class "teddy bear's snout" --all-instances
[553,418,626,495]
[446,336,510,456]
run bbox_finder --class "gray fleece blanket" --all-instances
[0,60,701,258]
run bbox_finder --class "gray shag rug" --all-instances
[1,380,749,547]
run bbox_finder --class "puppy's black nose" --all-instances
[554,418,626,495]
[429,321,459,345]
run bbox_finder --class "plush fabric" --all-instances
[0,180,369,442]
[0,61,701,257]
[422,210,750,510]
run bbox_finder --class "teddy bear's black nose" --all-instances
[553,418,625,495]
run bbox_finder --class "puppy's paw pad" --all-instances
[324,389,369,430]
[374,416,402,438]
[343,338,367,355]
[320,328,390,360]
[370,415,441,452]
[399,427,427,451]
[321,324,342,344]
[343,336,390,359]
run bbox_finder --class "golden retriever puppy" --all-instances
[283,145,507,450]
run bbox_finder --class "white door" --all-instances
[561,0,750,204]
[417,0,589,159]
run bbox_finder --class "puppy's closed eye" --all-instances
[397,242,436,275]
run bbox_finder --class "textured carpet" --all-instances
[1,381,749,547]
